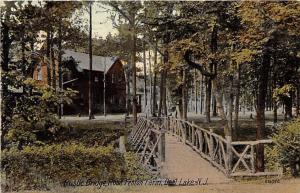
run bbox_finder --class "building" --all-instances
[33,49,127,115]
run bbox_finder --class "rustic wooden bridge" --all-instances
[129,116,282,181]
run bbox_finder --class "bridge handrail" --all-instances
[152,116,282,177]
[129,116,165,174]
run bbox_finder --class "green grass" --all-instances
[192,116,279,141]
[52,120,129,147]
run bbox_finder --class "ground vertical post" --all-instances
[209,128,214,160]
[226,135,232,176]
[159,128,166,164]
[250,144,255,173]
[192,121,195,146]
[182,122,187,144]
[119,136,126,153]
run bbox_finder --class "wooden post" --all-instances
[182,122,187,143]
[119,136,126,153]
[226,135,232,176]
[177,120,180,139]
[199,130,203,152]
[192,121,195,146]
[166,117,169,132]
[209,128,214,160]
[159,128,166,163]
[250,144,255,173]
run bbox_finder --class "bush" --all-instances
[271,118,300,176]
[1,143,126,191]
[123,152,152,180]
[54,122,126,147]
[2,78,77,148]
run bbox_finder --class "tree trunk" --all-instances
[205,25,217,122]
[158,70,164,117]
[233,64,241,139]
[273,101,278,123]
[228,76,234,139]
[284,95,293,120]
[152,72,157,116]
[273,73,277,123]
[148,50,153,115]
[1,12,12,149]
[194,69,198,114]
[21,35,30,96]
[46,30,52,86]
[256,52,271,172]
[88,3,93,120]
[178,99,183,119]
[212,96,217,116]
[205,76,212,122]
[125,69,130,116]
[163,69,167,116]
[152,42,158,116]
[131,23,137,124]
[200,75,204,114]
[51,37,56,90]
[2,20,10,74]
[57,16,63,119]
[182,69,187,120]
[143,41,147,110]
[162,49,168,117]
[212,79,231,137]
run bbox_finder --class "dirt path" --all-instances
[161,134,231,184]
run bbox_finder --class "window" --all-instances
[112,74,114,83]
[37,63,42,80]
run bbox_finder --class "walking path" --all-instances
[161,134,231,185]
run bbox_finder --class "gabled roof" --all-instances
[63,50,118,73]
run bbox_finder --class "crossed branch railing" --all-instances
[129,116,165,174]
[129,116,282,177]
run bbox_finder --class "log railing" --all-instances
[152,116,282,177]
[129,116,165,174]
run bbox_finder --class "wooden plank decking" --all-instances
[161,134,231,185]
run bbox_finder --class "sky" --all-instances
[0,1,117,38]
[70,2,118,38]
[89,3,117,38]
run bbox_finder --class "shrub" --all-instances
[123,152,152,180]
[54,122,126,147]
[1,143,126,191]
[2,78,77,148]
[271,118,300,176]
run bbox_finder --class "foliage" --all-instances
[123,152,152,180]
[2,77,77,148]
[272,84,295,101]
[1,141,152,191]
[265,145,281,172]
[271,119,300,176]
[53,122,125,147]
[1,144,125,191]
[1,1,83,148]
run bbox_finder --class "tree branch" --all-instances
[183,50,215,78]
[107,2,132,24]
[142,37,165,57]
